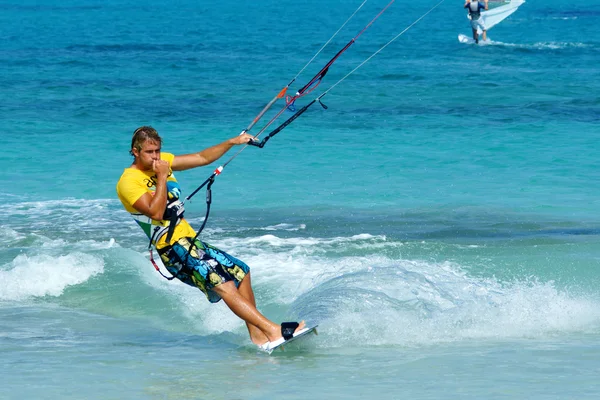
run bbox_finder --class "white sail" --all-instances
[477,0,525,33]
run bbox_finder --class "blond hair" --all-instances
[130,126,162,157]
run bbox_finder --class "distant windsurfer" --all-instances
[464,0,489,44]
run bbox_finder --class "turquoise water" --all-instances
[2,0,600,398]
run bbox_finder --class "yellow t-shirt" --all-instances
[116,152,196,249]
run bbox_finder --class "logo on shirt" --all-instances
[143,171,173,188]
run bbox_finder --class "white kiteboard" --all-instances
[458,34,491,45]
[262,325,318,354]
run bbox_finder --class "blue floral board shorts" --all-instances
[158,237,250,303]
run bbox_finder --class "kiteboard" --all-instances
[458,34,490,45]
[262,325,318,354]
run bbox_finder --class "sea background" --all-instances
[1,0,600,398]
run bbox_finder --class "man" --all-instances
[116,126,305,349]
[464,0,489,44]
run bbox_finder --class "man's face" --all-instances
[133,139,161,170]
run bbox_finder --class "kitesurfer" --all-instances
[464,0,489,43]
[116,126,305,349]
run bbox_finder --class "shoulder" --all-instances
[161,152,175,165]
[117,167,137,184]
[117,168,142,191]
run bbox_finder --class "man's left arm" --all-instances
[171,133,254,171]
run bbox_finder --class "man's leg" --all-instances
[236,272,269,344]
[472,28,478,43]
[482,29,487,41]
[212,280,305,345]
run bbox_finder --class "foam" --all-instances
[0,252,104,301]
[261,223,306,231]
[93,231,600,347]
[305,260,600,348]
[6,197,591,347]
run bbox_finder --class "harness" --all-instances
[145,172,218,280]
[468,1,481,18]
[145,180,190,280]
[162,198,185,244]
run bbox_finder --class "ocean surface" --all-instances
[2,0,600,398]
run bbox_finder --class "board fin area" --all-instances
[259,325,319,354]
